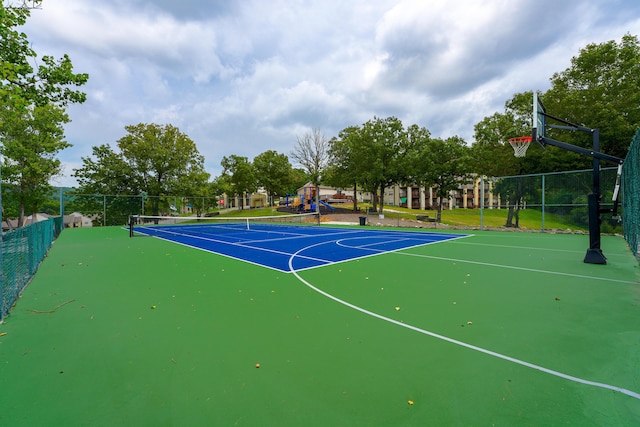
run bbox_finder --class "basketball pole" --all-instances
[586,128,606,264]
[535,119,623,265]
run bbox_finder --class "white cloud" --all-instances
[16,0,640,186]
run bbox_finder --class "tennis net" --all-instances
[129,212,321,236]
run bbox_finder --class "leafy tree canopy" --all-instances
[474,35,640,176]
[544,33,640,163]
[1,3,88,225]
[253,150,292,204]
[220,154,256,209]
[73,123,209,218]
[412,135,473,221]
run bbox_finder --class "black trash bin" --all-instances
[359,216,367,226]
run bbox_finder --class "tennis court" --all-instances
[131,215,469,272]
[0,221,639,426]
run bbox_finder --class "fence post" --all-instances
[480,176,485,230]
[541,174,545,232]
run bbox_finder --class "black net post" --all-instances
[129,215,135,238]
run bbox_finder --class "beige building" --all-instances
[383,178,502,210]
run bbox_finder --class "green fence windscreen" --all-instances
[1,218,60,321]
[622,128,640,259]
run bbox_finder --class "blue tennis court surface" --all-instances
[134,223,470,272]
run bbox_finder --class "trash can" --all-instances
[359,216,367,226]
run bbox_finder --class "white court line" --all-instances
[138,225,468,273]
[396,252,638,285]
[136,226,332,266]
[335,236,637,285]
[241,228,366,245]
[288,240,640,401]
[336,236,459,251]
[451,240,630,257]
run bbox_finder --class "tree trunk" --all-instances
[505,177,524,227]
[505,203,521,228]
[505,205,515,227]
[19,204,25,228]
[352,183,358,212]
[437,197,443,222]
[379,183,385,213]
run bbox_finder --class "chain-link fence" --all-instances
[33,158,634,246]
[478,167,620,232]
[47,168,621,232]
[1,217,63,321]
[57,193,222,227]
[622,128,640,259]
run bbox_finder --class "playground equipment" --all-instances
[284,186,336,213]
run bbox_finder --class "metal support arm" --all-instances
[538,136,624,165]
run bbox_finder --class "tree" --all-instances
[220,155,256,210]
[471,91,540,176]
[326,125,364,211]
[544,34,640,164]
[179,179,218,216]
[359,116,413,213]
[73,144,134,195]
[412,136,472,222]
[286,167,308,196]
[117,123,208,216]
[1,4,88,110]
[73,123,209,223]
[2,103,69,223]
[1,4,88,225]
[290,128,329,211]
[71,144,137,226]
[253,150,292,206]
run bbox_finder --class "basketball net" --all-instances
[508,136,532,157]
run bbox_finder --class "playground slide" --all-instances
[319,200,336,211]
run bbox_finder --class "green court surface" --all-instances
[1,226,639,426]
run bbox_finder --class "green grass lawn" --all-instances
[436,207,580,230]
[215,207,285,218]
[208,204,595,231]
[359,204,587,231]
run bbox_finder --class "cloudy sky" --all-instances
[19,0,640,187]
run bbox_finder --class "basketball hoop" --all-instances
[509,136,532,157]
